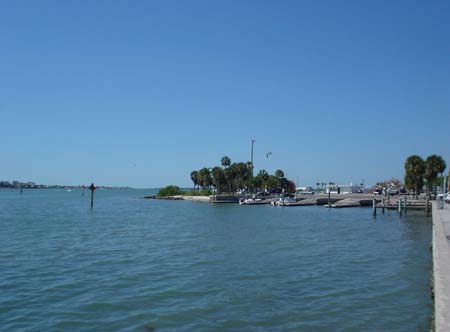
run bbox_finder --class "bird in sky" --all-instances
[266,152,272,158]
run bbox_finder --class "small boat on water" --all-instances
[239,198,265,205]
[271,195,297,206]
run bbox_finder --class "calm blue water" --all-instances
[0,189,432,332]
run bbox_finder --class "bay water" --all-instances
[0,189,432,331]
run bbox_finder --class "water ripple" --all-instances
[0,190,432,332]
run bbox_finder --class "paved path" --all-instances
[432,202,450,332]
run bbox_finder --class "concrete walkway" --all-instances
[432,202,450,332]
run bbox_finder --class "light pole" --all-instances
[251,139,255,176]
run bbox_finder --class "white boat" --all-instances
[272,196,296,206]
[240,198,264,205]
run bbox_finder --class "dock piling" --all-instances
[89,183,96,208]
[398,200,402,216]
[372,197,377,216]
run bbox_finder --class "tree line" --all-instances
[404,154,447,196]
[190,156,296,194]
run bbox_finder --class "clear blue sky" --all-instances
[1,0,449,188]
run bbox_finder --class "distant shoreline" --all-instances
[0,186,133,190]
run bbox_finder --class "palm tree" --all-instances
[425,155,446,193]
[224,166,234,193]
[405,155,425,198]
[257,169,269,182]
[198,168,212,190]
[190,171,199,191]
[275,169,285,179]
[316,182,320,189]
[211,167,225,193]
[221,156,231,169]
[232,162,252,190]
[248,176,262,192]
[266,175,279,191]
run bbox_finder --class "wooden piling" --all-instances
[398,200,402,216]
[89,183,96,208]
[403,196,407,213]
[382,196,385,214]
[372,197,377,216]
[328,191,331,209]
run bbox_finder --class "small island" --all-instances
[149,154,449,207]
[150,156,296,202]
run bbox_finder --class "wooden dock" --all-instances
[269,193,432,215]
[374,197,431,212]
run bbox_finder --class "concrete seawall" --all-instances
[432,202,450,332]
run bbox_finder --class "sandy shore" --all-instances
[177,195,211,202]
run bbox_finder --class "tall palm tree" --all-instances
[221,156,231,169]
[199,168,212,190]
[190,171,199,191]
[405,155,425,198]
[425,154,446,193]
